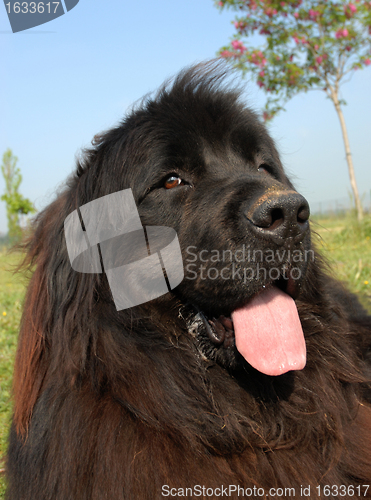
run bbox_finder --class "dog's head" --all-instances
[56,63,313,377]
[70,63,313,377]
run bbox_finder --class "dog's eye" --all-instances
[258,165,270,175]
[164,175,184,189]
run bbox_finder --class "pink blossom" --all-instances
[314,44,319,51]
[231,40,247,53]
[220,50,234,58]
[294,12,299,18]
[364,58,371,66]
[259,70,265,77]
[257,81,265,88]
[293,35,300,44]
[335,28,349,38]
[234,21,247,31]
[344,3,357,15]
[249,51,267,68]
[344,3,357,17]
[264,7,277,17]
[308,9,320,20]
[315,56,323,64]
[280,2,286,6]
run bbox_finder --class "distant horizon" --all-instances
[1,191,370,238]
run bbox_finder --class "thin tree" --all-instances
[216,0,371,221]
[1,149,36,243]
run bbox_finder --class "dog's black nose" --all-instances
[246,191,310,240]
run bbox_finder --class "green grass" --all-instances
[0,250,26,497]
[0,214,370,497]
[311,214,371,309]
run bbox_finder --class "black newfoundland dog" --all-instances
[6,63,371,499]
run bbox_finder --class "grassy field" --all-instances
[311,214,371,308]
[0,250,26,497]
[0,215,370,496]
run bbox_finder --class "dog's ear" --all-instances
[13,194,67,435]
[13,191,101,436]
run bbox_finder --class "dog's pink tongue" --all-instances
[231,287,306,376]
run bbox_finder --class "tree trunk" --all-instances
[331,93,363,221]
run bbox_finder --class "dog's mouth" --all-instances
[188,277,306,377]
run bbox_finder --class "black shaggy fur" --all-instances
[6,62,371,499]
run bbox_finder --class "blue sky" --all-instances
[1,1,370,234]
